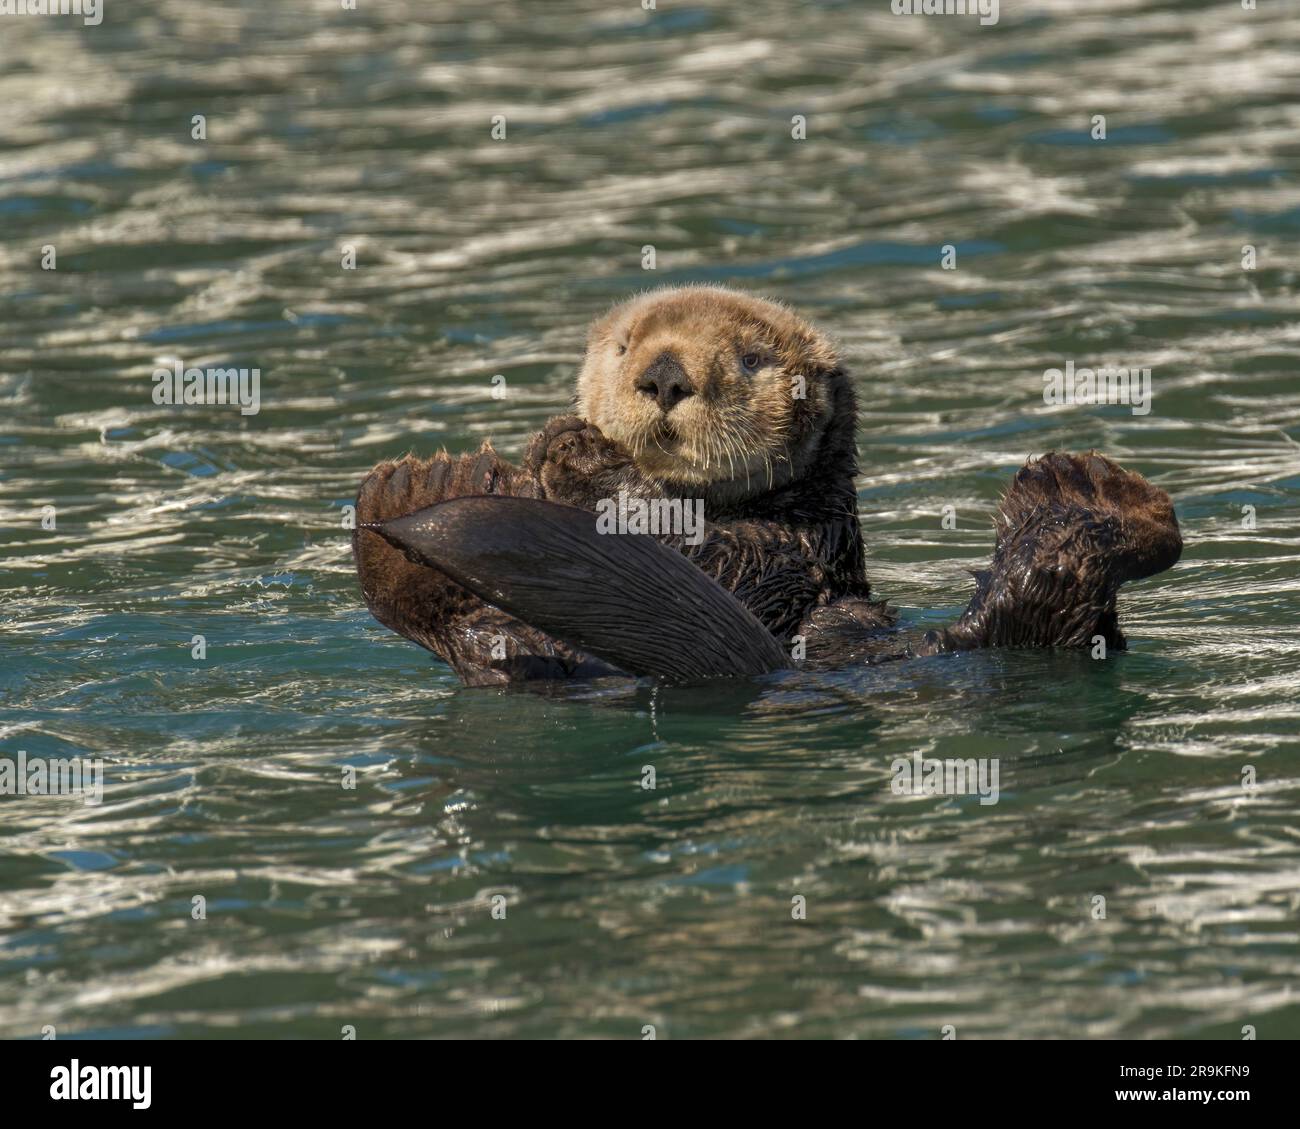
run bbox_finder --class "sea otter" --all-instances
[352,287,1182,685]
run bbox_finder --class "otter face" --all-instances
[575,286,843,492]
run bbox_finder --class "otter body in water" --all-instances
[353,287,1181,685]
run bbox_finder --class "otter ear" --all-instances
[362,497,790,681]
[810,362,848,387]
[788,362,848,423]
[586,306,622,350]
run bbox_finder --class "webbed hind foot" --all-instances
[922,451,1181,654]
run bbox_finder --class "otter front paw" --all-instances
[526,415,634,508]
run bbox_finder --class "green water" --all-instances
[2,0,1299,1039]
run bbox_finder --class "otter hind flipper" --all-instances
[364,496,792,682]
[923,452,1182,654]
[353,446,609,684]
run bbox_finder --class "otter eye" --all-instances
[616,344,627,355]
[740,352,762,372]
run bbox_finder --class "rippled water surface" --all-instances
[2,0,1299,1039]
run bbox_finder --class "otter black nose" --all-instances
[635,351,694,412]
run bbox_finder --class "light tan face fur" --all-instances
[575,286,841,493]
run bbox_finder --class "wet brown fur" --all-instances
[352,286,1181,684]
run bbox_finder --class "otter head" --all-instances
[576,286,848,498]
